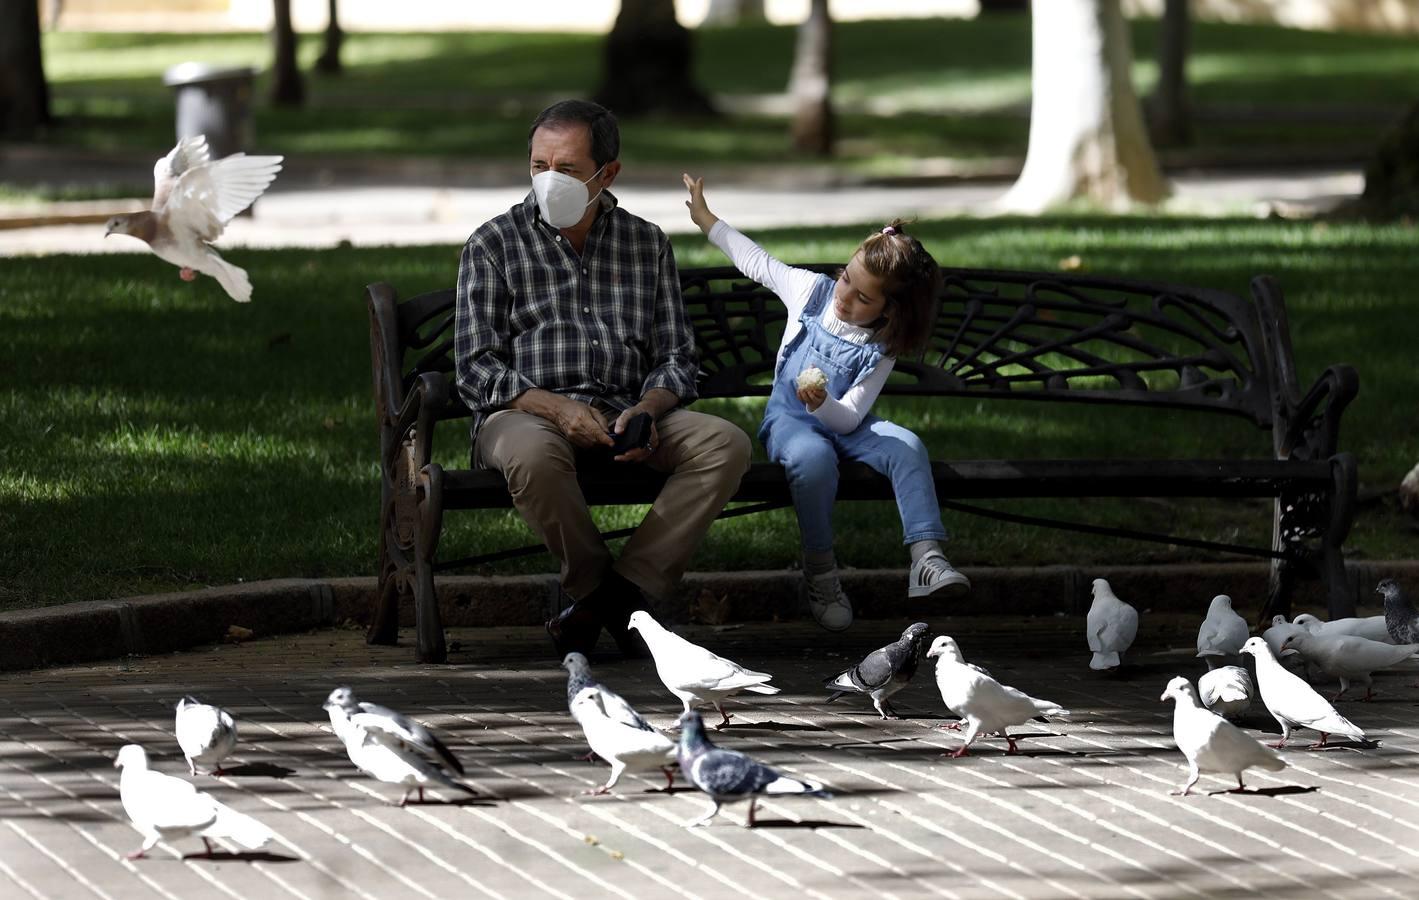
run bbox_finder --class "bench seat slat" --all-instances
[438,458,1331,510]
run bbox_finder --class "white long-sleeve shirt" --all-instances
[708,220,894,434]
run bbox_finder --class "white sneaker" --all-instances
[909,551,971,599]
[801,570,854,632]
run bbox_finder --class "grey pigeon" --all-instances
[1087,577,1139,670]
[1239,637,1367,749]
[823,622,930,718]
[174,696,237,777]
[1379,579,1419,645]
[1161,677,1285,795]
[1196,594,1249,669]
[104,135,282,302]
[676,710,830,827]
[323,687,475,805]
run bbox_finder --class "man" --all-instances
[454,99,751,658]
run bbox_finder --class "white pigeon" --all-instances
[1160,676,1285,796]
[174,696,238,777]
[571,687,677,795]
[323,687,476,806]
[1293,612,1397,645]
[1196,594,1250,669]
[115,744,274,859]
[1239,637,1368,749]
[1260,615,1305,659]
[1197,665,1253,718]
[925,635,1070,757]
[104,135,283,303]
[627,611,780,728]
[1086,577,1139,670]
[1279,630,1419,701]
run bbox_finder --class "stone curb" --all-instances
[2,561,1415,672]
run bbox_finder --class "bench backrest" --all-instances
[370,265,1276,430]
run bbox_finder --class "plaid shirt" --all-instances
[454,191,699,439]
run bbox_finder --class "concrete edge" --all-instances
[3,561,1416,673]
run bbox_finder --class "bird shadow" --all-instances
[639,786,697,796]
[220,763,295,779]
[718,721,824,732]
[749,819,863,830]
[1206,785,1319,798]
[181,851,301,863]
[399,795,495,808]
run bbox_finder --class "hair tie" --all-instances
[881,226,898,236]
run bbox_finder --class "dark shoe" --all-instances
[545,601,602,656]
[593,572,651,659]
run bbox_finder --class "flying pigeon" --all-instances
[1239,637,1367,749]
[925,635,1070,757]
[103,135,283,303]
[822,622,930,718]
[1292,612,1395,645]
[1279,630,1419,701]
[1160,676,1285,796]
[571,687,676,795]
[174,696,237,777]
[1196,594,1250,669]
[676,709,829,827]
[115,744,274,859]
[322,686,475,805]
[1197,665,1253,719]
[627,611,779,728]
[1378,579,1419,645]
[1086,577,1139,670]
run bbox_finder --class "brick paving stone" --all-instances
[3,616,1419,899]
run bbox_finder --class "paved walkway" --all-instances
[3,617,1418,898]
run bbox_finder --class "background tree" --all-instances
[1000,0,1168,213]
[702,0,764,26]
[271,0,305,106]
[1334,100,1419,220]
[595,0,714,117]
[315,0,343,75]
[788,0,833,156]
[0,0,52,137]
[1148,0,1192,146]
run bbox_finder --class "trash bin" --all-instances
[163,62,257,160]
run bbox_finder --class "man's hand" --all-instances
[610,406,660,463]
[682,173,719,235]
[797,385,827,412]
[553,399,615,449]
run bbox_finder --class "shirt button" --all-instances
[582,267,588,274]
[554,235,561,242]
[592,339,600,347]
[583,306,590,313]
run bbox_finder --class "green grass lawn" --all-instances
[2,215,1415,611]
[29,17,1419,176]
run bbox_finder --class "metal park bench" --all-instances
[366,266,1358,663]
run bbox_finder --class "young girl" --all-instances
[683,174,970,632]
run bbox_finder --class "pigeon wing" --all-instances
[850,645,901,691]
[354,704,464,775]
[164,153,283,242]
[596,684,658,733]
[689,748,776,798]
[152,135,211,210]
[131,769,218,831]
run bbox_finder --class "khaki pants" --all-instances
[475,407,751,601]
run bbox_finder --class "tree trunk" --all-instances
[1334,99,1419,221]
[271,0,305,106]
[0,0,52,137]
[595,0,714,117]
[1148,0,1191,146]
[999,0,1168,213]
[315,0,343,75]
[702,0,765,26]
[788,0,833,157]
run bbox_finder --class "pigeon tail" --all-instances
[763,774,829,797]
[1090,651,1121,670]
[207,805,273,851]
[823,670,859,693]
[1032,702,1070,719]
[740,684,780,695]
[205,250,252,303]
[824,690,847,704]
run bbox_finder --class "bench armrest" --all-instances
[384,371,450,475]
[1279,363,1359,459]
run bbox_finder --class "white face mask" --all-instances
[531,164,607,229]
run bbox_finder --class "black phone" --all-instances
[608,412,653,454]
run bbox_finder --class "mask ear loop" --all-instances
[583,163,608,209]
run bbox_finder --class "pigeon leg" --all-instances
[576,750,598,762]
[949,745,971,759]
[746,797,758,828]
[187,759,197,777]
[659,767,675,791]
[1170,766,1199,796]
[179,267,197,282]
[210,766,226,777]
[1227,775,1248,793]
[686,801,720,827]
[938,720,963,731]
[1001,732,1020,755]
[399,787,413,807]
[1305,733,1330,751]
[583,784,611,796]
[873,699,889,719]
[713,702,733,730]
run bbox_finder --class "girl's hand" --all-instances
[682,173,719,235]
[796,385,827,412]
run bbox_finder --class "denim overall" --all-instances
[759,276,948,554]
